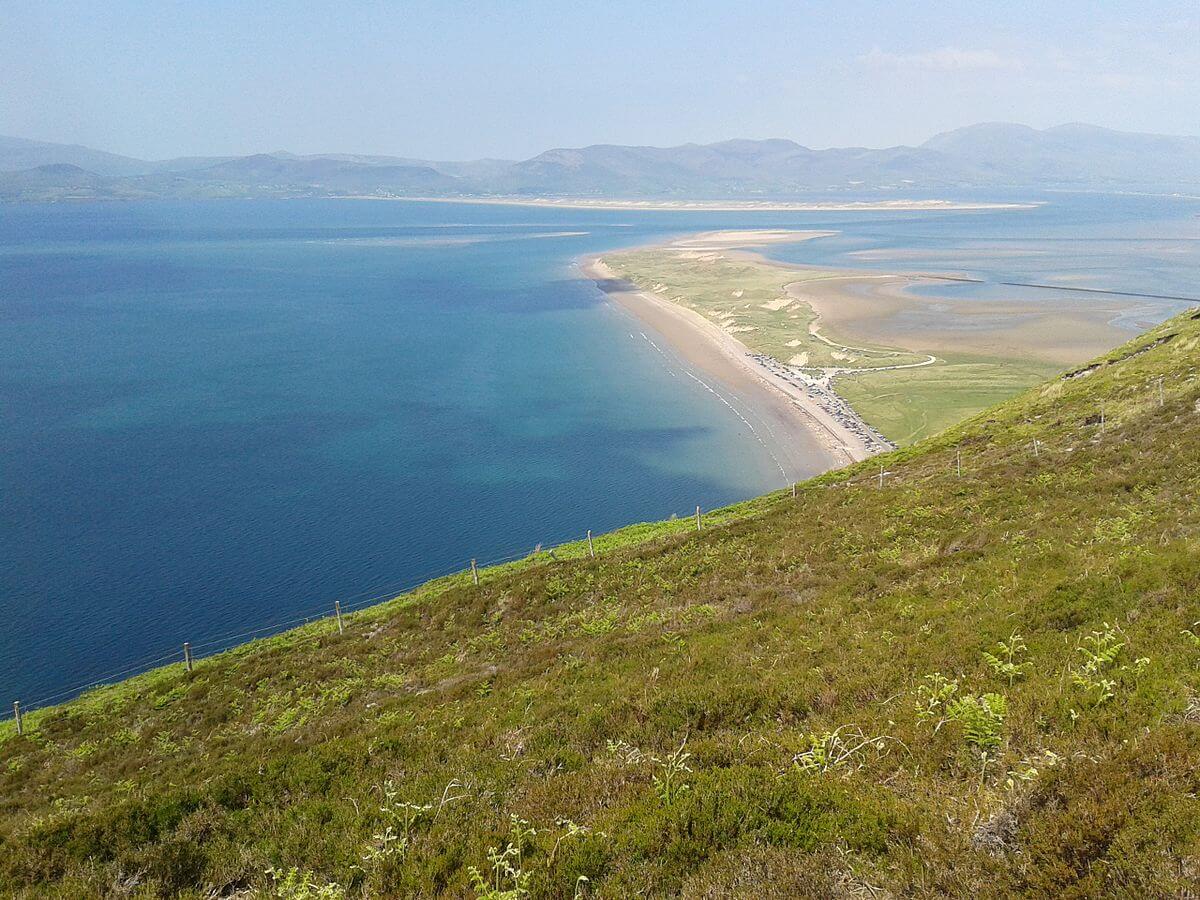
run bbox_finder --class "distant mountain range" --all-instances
[2,123,1198,201]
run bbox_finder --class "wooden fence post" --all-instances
[791,482,797,498]
[956,448,962,477]
[695,505,702,531]
[13,701,21,736]
[335,600,344,634]
[1158,377,1165,407]
[878,464,884,489]
[471,558,479,585]
[587,530,595,558]
[183,642,193,673]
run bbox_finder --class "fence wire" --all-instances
[6,374,1177,724]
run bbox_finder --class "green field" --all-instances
[835,353,1059,446]
[2,311,1199,897]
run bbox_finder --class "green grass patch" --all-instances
[837,353,1058,445]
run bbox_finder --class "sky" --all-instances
[1,0,1197,161]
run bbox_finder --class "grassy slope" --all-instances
[2,312,1200,898]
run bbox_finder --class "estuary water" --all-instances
[2,194,1197,704]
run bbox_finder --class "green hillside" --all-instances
[2,311,1199,898]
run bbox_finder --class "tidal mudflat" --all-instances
[599,228,1157,445]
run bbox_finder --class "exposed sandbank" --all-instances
[756,259,1134,368]
[672,235,1136,371]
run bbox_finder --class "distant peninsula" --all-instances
[390,196,1038,212]
[2,122,1199,202]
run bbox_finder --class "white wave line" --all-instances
[683,371,788,482]
[629,328,789,482]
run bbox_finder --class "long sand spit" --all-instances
[584,228,1144,474]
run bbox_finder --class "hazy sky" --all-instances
[2,1,1197,160]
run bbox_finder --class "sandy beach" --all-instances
[581,255,878,476]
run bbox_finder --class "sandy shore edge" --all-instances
[581,256,882,473]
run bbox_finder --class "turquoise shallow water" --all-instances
[1,195,1196,704]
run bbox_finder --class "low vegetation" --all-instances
[604,248,926,371]
[835,352,1056,447]
[2,311,1199,897]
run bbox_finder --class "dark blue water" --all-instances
[2,195,1197,706]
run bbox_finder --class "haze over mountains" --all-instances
[2,123,1198,201]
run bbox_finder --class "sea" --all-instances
[2,193,1197,705]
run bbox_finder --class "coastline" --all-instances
[593,229,1155,451]
[346,195,1039,212]
[581,255,882,475]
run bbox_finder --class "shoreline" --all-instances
[344,195,1039,212]
[592,228,1156,451]
[581,255,884,475]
